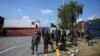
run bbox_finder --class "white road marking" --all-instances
[0,46,16,54]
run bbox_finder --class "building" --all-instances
[0,16,5,35]
[3,19,41,36]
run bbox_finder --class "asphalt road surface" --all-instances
[0,36,55,56]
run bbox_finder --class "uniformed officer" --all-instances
[31,30,41,54]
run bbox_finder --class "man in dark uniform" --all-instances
[61,29,66,50]
[85,29,93,46]
[55,29,61,46]
[70,28,78,46]
[31,30,41,54]
[50,30,55,44]
[58,29,61,41]
[37,30,41,43]
[44,30,53,53]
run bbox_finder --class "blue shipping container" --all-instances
[84,22,100,38]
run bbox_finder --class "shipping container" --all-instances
[84,21,100,38]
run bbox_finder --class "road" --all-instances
[0,36,55,56]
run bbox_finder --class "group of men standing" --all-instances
[31,29,67,55]
[31,28,93,55]
[69,28,93,46]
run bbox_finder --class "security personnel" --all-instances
[31,30,41,54]
[85,29,93,46]
[44,30,53,53]
[61,29,66,50]
[55,29,61,46]
[50,30,55,43]
[70,28,78,46]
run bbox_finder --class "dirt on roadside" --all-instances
[61,38,100,56]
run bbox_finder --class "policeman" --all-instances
[85,29,93,46]
[44,30,53,53]
[70,28,78,46]
[50,30,55,42]
[31,30,41,54]
[55,29,61,46]
[61,29,66,50]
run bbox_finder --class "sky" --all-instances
[0,0,100,27]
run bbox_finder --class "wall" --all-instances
[6,28,42,36]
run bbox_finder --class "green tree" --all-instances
[58,0,83,29]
